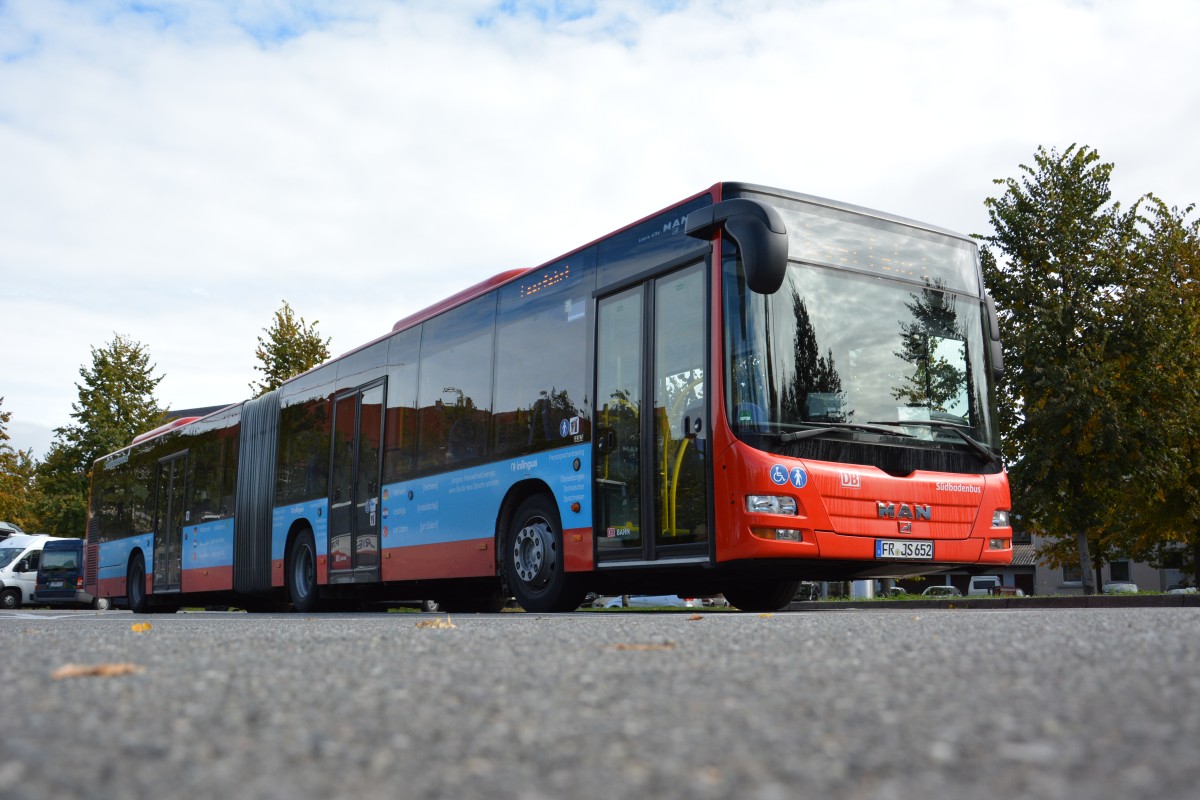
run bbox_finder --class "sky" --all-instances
[2,0,1198,458]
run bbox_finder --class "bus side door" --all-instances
[594,261,711,564]
[154,451,186,593]
[327,381,385,583]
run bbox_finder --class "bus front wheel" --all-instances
[504,495,584,613]
[723,579,801,612]
[287,529,319,613]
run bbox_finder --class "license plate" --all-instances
[875,539,934,560]
[49,580,64,588]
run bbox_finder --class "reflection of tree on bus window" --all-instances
[892,287,968,419]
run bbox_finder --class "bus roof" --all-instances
[131,416,202,445]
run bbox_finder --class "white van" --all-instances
[0,534,58,610]
[967,575,1001,596]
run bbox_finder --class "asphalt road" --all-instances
[2,606,1198,800]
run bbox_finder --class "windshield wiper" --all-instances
[779,421,916,443]
[867,419,1002,466]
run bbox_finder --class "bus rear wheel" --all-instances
[504,495,584,613]
[127,553,150,614]
[723,579,801,612]
[288,529,319,613]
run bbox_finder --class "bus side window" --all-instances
[416,295,496,473]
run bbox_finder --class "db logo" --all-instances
[840,472,861,489]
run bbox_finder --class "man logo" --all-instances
[877,502,932,521]
[841,472,861,489]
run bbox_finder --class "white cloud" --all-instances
[2,0,1199,456]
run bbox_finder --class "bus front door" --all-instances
[594,261,711,564]
[327,381,386,584]
[153,451,186,592]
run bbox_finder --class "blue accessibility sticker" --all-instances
[770,464,789,485]
[790,467,808,489]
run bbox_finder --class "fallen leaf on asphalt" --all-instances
[131,622,152,633]
[52,663,144,680]
[415,616,456,629]
[688,614,703,621]
[611,642,677,651]
[757,614,773,619]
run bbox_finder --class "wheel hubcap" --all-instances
[513,519,554,589]
[294,545,314,597]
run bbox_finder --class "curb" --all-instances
[786,594,1200,611]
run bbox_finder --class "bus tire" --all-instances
[723,579,801,612]
[127,552,150,614]
[287,529,319,613]
[1,588,20,610]
[504,495,584,613]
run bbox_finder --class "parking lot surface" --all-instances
[2,606,1198,800]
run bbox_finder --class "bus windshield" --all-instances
[724,261,1000,462]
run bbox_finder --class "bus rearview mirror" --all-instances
[686,198,789,295]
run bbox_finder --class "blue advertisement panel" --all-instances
[97,533,155,585]
[183,518,234,570]
[381,444,592,550]
[271,498,330,562]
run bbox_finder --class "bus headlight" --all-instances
[746,496,798,515]
[992,510,1010,528]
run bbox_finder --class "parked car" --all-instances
[0,533,57,609]
[34,538,99,609]
[921,585,962,597]
[967,576,1002,596]
[1166,585,1197,594]
[1103,581,1139,594]
[595,595,698,608]
[0,521,23,542]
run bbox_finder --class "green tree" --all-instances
[33,334,166,537]
[250,300,332,397]
[980,145,1141,593]
[1114,197,1200,585]
[0,397,39,529]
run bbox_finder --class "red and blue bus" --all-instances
[86,182,1011,613]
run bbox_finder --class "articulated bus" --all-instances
[86,182,1011,613]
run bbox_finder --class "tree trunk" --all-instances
[1076,530,1095,595]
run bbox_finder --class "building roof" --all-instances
[1011,543,1039,567]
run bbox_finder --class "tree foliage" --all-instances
[982,144,1200,587]
[1117,198,1200,581]
[0,397,39,529]
[250,301,332,397]
[33,334,166,537]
